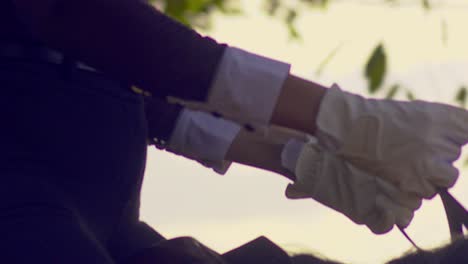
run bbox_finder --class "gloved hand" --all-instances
[283,139,422,234]
[315,84,468,198]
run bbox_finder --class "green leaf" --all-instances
[286,9,301,39]
[315,42,343,76]
[441,18,448,46]
[287,24,300,39]
[165,0,186,15]
[365,44,387,94]
[265,0,281,16]
[386,84,400,99]
[301,0,329,9]
[422,0,431,11]
[406,90,415,101]
[215,0,242,14]
[385,0,399,5]
[320,0,329,9]
[286,9,298,25]
[455,86,467,107]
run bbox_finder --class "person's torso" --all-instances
[0,0,38,43]
[1,0,149,43]
[0,0,150,237]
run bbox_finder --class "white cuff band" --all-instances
[168,47,291,131]
[207,47,290,126]
[168,108,241,174]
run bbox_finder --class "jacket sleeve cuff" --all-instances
[167,108,241,175]
[168,47,290,129]
[207,47,290,126]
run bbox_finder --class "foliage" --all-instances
[455,86,468,108]
[151,0,464,102]
[365,44,387,94]
[150,0,241,29]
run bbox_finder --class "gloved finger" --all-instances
[285,183,310,199]
[399,157,456,199]
[393,167,437,199]
[364,203,395,235]
[377,178,422,210]
[431,136,462,163]
[424,158,459,190]
[445,107,468,145]
[376,195,414,228]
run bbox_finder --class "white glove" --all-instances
[316,84,468,198]
[283,139,422,234]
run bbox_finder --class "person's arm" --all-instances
[16,1,461,200]
[271,75,327,135]
[144,95,304,178]
[13,0,225,101]
[144,96,184,147]
[13,0,326,135]
[145,101,422,235]
[225,127,304,181]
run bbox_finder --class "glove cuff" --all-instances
[284,142,324,199]
[280,138,307,173]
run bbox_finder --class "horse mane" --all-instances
[290,238,468,264]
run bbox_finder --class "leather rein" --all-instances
[398,189,468,252]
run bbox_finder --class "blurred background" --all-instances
[140,1,468,263]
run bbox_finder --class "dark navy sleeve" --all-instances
[138,9,227,101]
[11,0,227,102]
[144,97,183,148]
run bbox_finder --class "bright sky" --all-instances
[140,1,468,263]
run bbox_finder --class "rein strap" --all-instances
[399,189,467,252]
